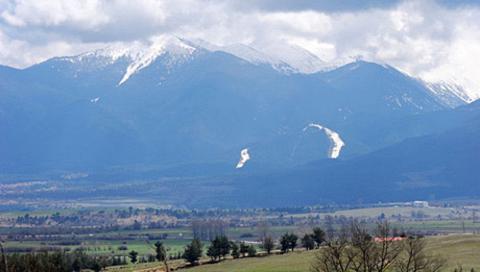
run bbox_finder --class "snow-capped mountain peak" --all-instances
[57,35,198,85]
[52,37,335,83]
[117,35,197,85]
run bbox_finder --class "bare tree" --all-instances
[192,219,228,241]
[312,227,356,272]
[396,237,446,272]
[257,220,270,242]
[262,236,275,254]
[349,222,376,272]
[371,221,404,272]
[324,215,336,240]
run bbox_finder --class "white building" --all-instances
[412,201,429,208]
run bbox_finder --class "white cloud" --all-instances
[259,11,332,35]
[0,0,480,99]
[1,0,109,29]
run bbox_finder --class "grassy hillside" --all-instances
[177,234,480,272]
[103,234,480,272]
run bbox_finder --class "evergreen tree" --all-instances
[183,239,203,265]
[91,261,102,272]
[129,250,138,263]
[207,244,220,261]
[280,232,298,253]
[312,227,326,248]
[231,242,240,259]
[302,234,315,250]
[154,241,167,262]
[280,233,290,253]
[207,236,231,261]
[289,233,298,251]
[239,242,249,257]
[247,245,257,257]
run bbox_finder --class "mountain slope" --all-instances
[0,42,452,175]
[226,101,480,207]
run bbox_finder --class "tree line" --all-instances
[0,247,127,272]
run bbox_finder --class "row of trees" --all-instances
[0,240,179,272]
[280,233,298,252]
[207,236,258,261]
[0,248,127,272]
[191,220,228,241]
[182,236,259,266]
[278,227,326,253]
[181,226,327,266]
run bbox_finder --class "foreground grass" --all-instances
[105,260,185,272]
[182,251,315,272]
[178,234,480,272]
[427,234,480,270]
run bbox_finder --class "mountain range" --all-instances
[0,35,478,207]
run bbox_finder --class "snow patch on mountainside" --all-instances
[60,42,146,66]
[384,93,427,110]
[223,44,279,65]
[425,80,473,106]
[215,42,337,74]
[260,43,329,73]
[420,73,479,103]
[236,148,250,168]
[304,123,345,159]
[118,36,196,85]
[191,40,296,74]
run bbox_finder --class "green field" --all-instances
[4,239,189,257]
[1,225,296,257]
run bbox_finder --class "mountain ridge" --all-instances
[1,35,473,103]
[0,51,457,175]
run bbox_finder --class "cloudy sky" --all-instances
[1,0,480,98]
